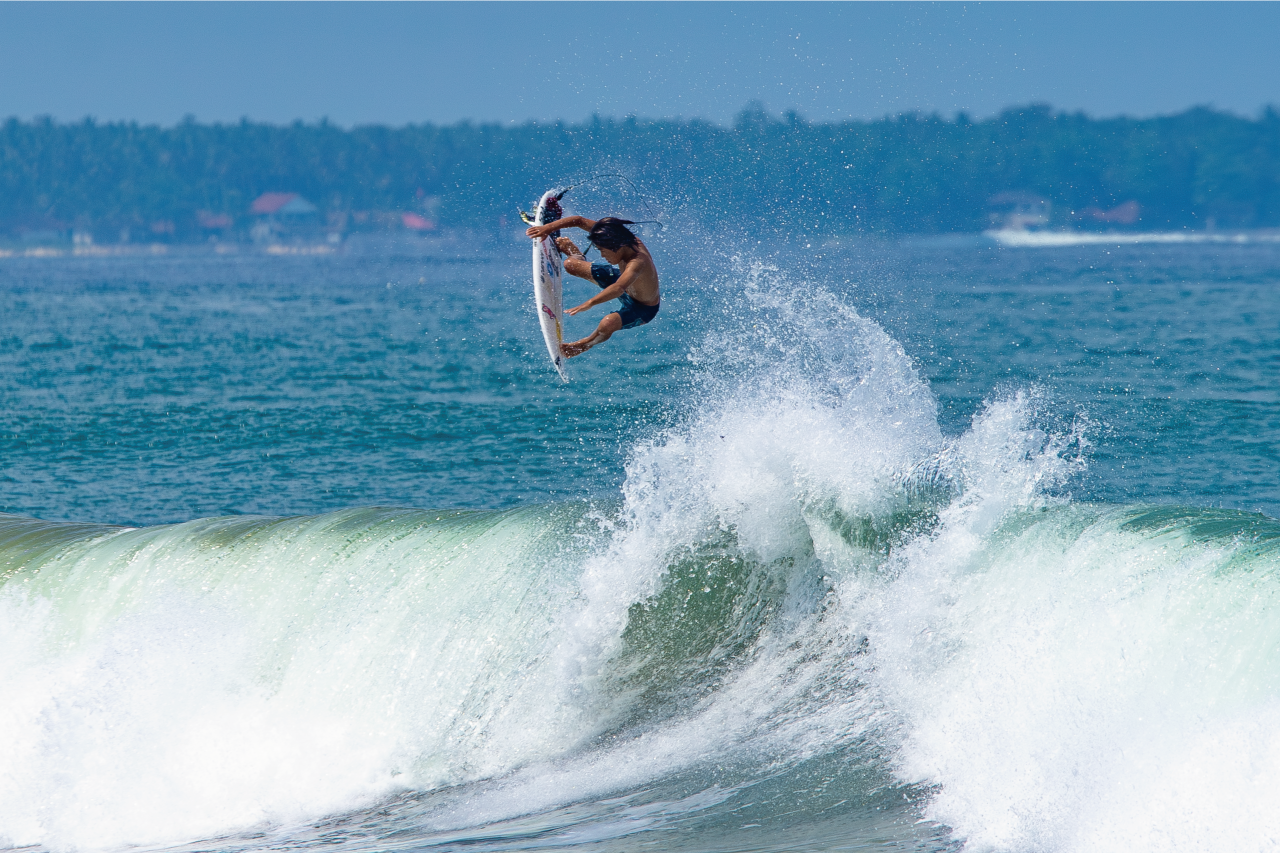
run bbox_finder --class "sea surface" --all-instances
[2,231,1279,853]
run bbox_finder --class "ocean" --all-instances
[1,230,1279,853]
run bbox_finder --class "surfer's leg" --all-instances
[614,297,659,329]
[590,262,621,288]
[564,256,594,280]
[561,312,623,358]
[555,238,595,280]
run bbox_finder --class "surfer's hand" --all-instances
[526,224,552,239]
[566,302,589,316]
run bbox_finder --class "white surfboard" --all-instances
[530,189,568,382]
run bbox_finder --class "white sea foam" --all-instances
[0,592,401,849]
[557,258,943,698]
[852,469,1280,851]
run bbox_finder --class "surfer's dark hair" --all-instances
[588,218,638,251]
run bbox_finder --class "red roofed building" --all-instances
[250,193,317,216]
[402,212,436,231]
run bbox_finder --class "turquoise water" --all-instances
[0,249,680,523]
[1,236,1279,852]
[3,240,1277,524]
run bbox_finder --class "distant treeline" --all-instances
[3,103,1280,239]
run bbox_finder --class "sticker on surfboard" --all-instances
[527,189,569,382]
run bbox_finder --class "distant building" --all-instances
[402,212,436,231]
[250,193,317,216]
[198,211,234,230]
[987,192,1051,230]
[1076,200,1140,226]
[250,193,319,243]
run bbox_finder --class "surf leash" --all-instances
[519,174,664,257]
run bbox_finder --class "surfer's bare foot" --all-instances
[560,315,621,359]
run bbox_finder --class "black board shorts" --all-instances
[590,261,660,329]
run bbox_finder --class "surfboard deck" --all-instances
[530,189,568,382]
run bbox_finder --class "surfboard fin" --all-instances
[518,210,536,226]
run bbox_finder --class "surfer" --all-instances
[524,216,660,358]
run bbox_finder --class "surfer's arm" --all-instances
[566,267,637,315]
[525,216,597,239]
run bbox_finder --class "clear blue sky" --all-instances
[2,1,1277,127]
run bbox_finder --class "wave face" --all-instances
[0,507,598,849]
[3,265,1280,853]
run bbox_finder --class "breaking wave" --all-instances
[2,264,1277,853]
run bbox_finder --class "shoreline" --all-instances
[8,227,1280,259]
[0,229,500,260]
[984,227,1280,248]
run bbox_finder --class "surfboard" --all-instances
[528,189,568,382]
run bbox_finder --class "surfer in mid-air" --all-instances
[524,216,660,358]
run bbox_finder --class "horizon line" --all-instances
[6,101,1280,133]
